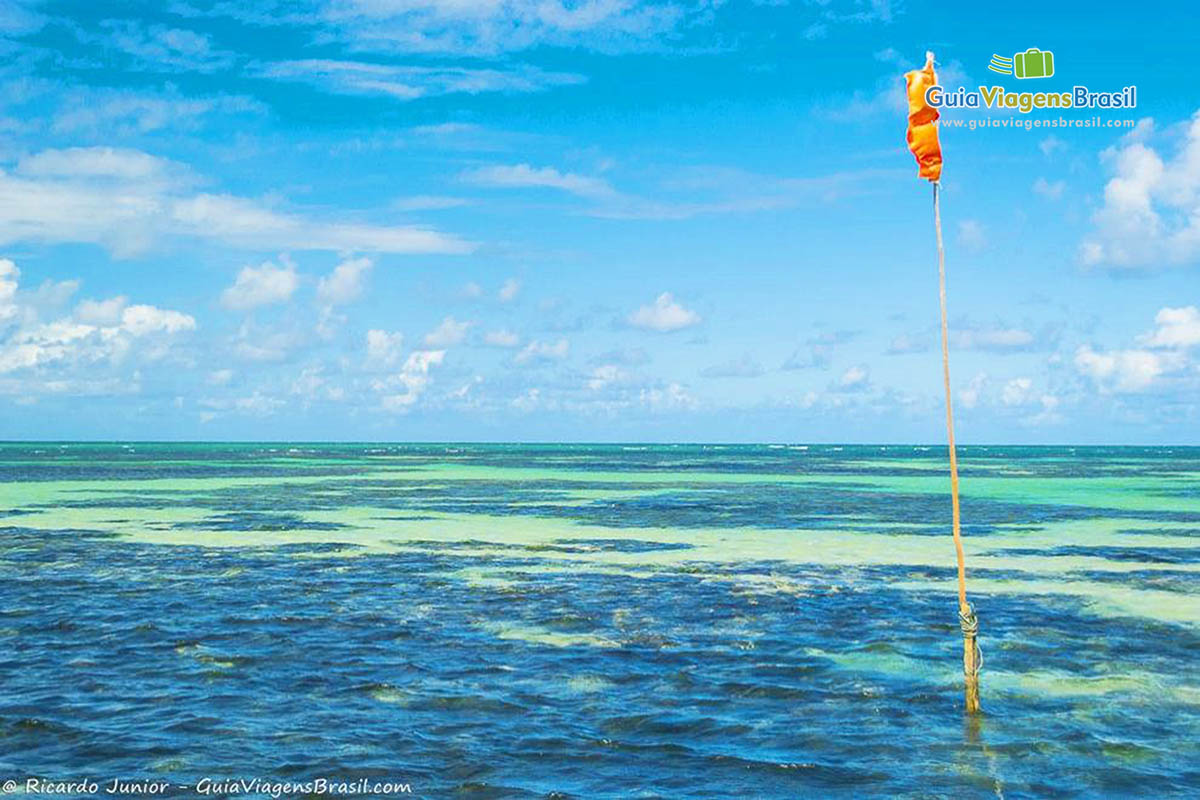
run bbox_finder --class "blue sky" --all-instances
[0,0,1197,442]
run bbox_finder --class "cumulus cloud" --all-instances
[75,295,129,326]
[1001,377,1034,406]
[1074,346,1173,393]
[366,329,404,367]
[1138,306,1200,348]
[586,364,630,391]
[121,304,195,336]
[378,349,445,411]
[221,259,300,311]
[834,365,870,392]
[1075,305,1200,393]
[514,338,569,365]
[423,316,472,347]
[317,256,373,306]
[0,259,195,380]
[639,382,698,411]
[959,372,988,410]
[627,292,700,332]
[1080,110,1200,268]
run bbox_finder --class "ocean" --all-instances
[1,443,1197,797]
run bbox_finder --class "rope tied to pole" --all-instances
[958,602,983,678]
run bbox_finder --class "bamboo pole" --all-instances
[933,180,982,714]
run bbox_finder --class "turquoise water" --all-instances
[1,443,1198,797]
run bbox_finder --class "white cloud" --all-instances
[462,164,615,199]
[75,295,128,326]
[587,364,630,391]
[207,368,234,386]
[379,349,445,411]
[483,328,520,348]
[171,193,470,254]
[289,364,344,403]
[231,320,302,362]
[1074,305,1200,393]
[317,256,373,306]
[461,281,484,299]
[269,0,690,57]
[498,277,521,302]
[1080,110,1200,268]
[1074,345,1174,393]
[23,278,80,318]
[255,59,584,99]
[885,332,932,355]
[18,147,178,182]
[394,195,470,211]
[52,88,262,135]
[639,382,697,411]
[836,364,870,392]
[1139,305,1200,348]
[1001,377,1034,406]
[0,259,19,324]
[0,147,470,257]
[959,372,988,410]
[1032,177,1065,199]
[514,338,569,365]
[1027,393,1062,426]
[627,292,701,332]
[233,392,284,416]
[220,259,300,311]
[100,20,236,73]
[0,259,195,379]
[366,329,404,367]
[423,316,472,347]
[120,304,196,335]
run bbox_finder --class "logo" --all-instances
[988,48,1055,79]
[927,47,1135,115]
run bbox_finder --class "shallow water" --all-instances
[1,443,1198,797]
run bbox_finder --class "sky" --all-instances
[0,0,1198,443]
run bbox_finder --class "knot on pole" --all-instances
[959,602,984,677]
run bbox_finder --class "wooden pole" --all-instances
[933,180,981,714]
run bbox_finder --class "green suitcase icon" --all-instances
[1014,48,1054,79]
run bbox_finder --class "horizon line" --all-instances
[1,440,1197,448]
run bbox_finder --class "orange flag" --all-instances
[905,51,942,182]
